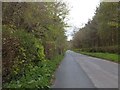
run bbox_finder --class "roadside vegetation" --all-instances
[76,50,118,63]
[71,2,119,63]
[4,55,63,88]
[2,2,69,88]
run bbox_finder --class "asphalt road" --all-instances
[52,50,118,88]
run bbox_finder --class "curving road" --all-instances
[52,50,118,88]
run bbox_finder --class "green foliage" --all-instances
[72,2,119,54]
[79,52,119,63]
[14,29,45,64]
[77,46,118,54]
[3,25,45,83]
[2,2,68,59]
[3,25,20,83]
[2,2,68,88]
[3,55,63,88]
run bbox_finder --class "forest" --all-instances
[72,2,119,61]
[2,2,69,88]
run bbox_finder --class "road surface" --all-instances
[52,50,118,88]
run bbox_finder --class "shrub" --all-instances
[2,25,45,83]
[79,46,118,54]
[3,55,64,88]
[2,25,20,83]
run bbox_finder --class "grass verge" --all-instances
[3,55,64,88]
[79,52,119,63]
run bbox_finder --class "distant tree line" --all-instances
[72,2,119,53]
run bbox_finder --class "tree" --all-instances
[72,2,118,53]
[3,2,69,59]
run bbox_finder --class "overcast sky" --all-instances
[63,0,100,41]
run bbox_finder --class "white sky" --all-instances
[63,0,100,41]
